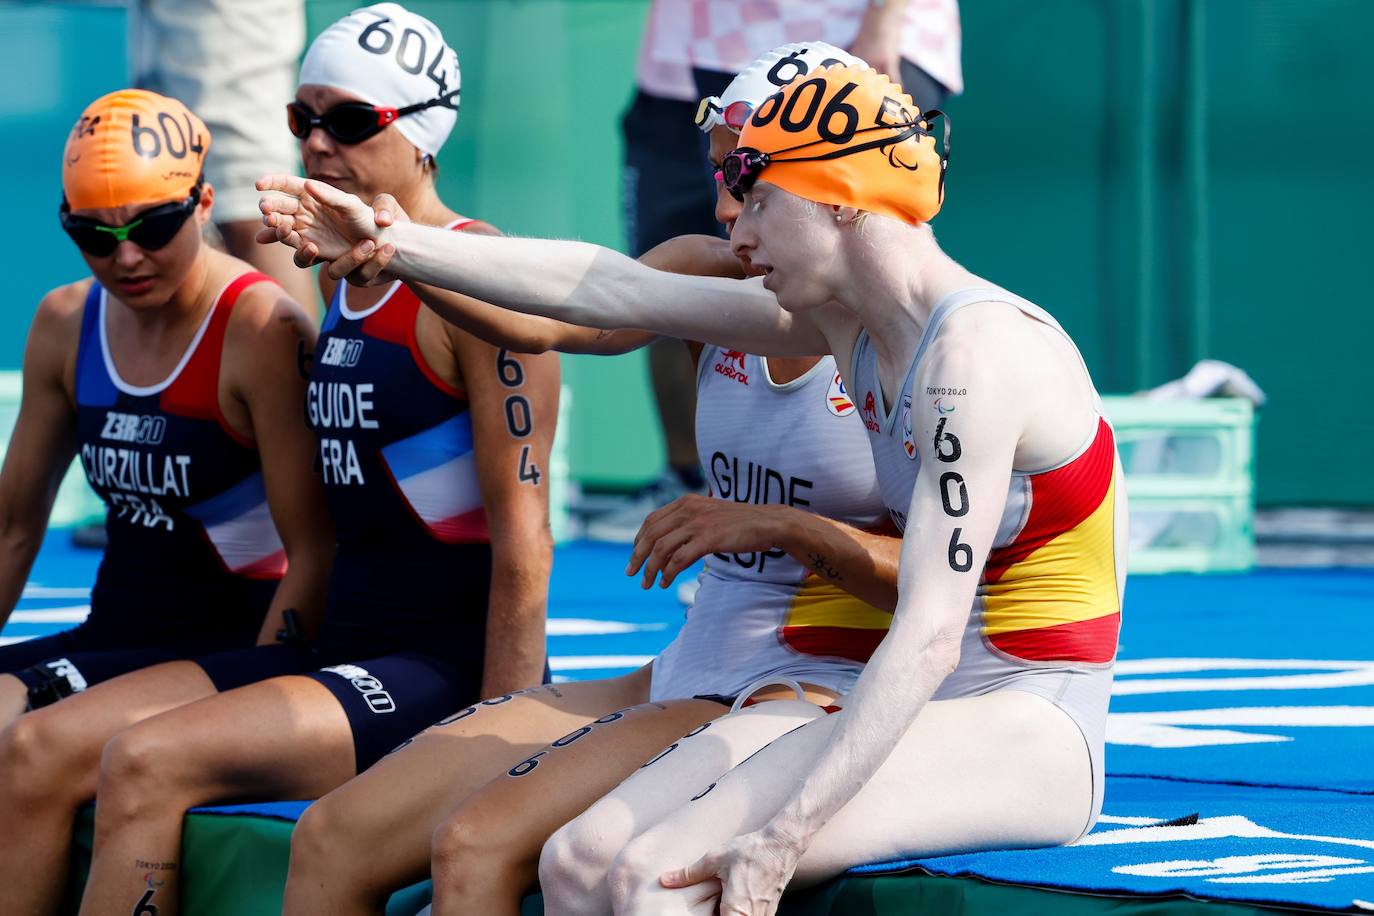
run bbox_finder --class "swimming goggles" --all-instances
[286,91,459,145]
[695,96,756,133]
[715,120,933,202]
[59,183,202,257]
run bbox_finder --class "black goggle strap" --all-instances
[396,88,461,117]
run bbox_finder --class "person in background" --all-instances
[131,0,318,314]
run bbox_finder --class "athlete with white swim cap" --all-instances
[277,42,907,916]
[264,61,1125,915]
[0,88,332,916]
[71,9,556,916]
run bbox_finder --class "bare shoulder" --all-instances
[33,278,94,333]
[222,275,316,385]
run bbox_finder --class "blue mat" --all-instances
[871,776,1374,912]
[9,535,1374,911]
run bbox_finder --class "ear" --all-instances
[196,183,216,225]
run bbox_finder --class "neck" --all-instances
[394,181,454,228]
[841,226,976,374]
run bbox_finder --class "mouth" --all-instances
[307,171,350,186]
[115,276,157,295]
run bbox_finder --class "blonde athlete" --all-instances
[262,64,1124,916]
[282,43,905,916]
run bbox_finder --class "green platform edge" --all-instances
[69,808,1301,915]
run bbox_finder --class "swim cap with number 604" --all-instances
[62,89,210,211]
[298,3,460,158]
[737,65,948,225]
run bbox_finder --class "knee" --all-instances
[607,838,671,913]
[96,724,185,824]
[0,712,80,807]
[289,800,355,882]
[538,820,618,916]
[429,808,498,893]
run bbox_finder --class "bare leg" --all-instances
[540,698,829,916]
[0,661,214,916]
[427,698,728,916]
[282,669,652,916]
[0,674,28,727]
[77,676,357,916]
[606,691,1093,916]
[218,220,320,319]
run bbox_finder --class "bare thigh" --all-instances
[615,691,1092,914]
[289,672,654,893]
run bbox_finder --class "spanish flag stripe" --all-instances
[984,418,1116,584]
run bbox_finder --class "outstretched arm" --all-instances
[257,176,827,356]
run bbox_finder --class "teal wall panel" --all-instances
[4,0,1371,502]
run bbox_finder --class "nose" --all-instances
[301,123,336,159]
[714,181,741,234]
[113,240,145,269]
[729,204,756,262]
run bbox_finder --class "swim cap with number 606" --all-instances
[62,89,210,211]
[696,41,863,134]
[299,3,460,158]
[737,65,948,225]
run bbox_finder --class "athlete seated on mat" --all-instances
[276,42,903,916]
[0,87,333,916]
[63,9,557,916]
[263,63,1126,915]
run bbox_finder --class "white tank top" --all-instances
[849,288,1127,828]
[650,348,892,702]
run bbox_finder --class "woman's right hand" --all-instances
[325,193,411,287]
[255,175,387,269]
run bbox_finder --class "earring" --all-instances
[835,214,843,223]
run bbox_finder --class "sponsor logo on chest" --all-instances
[861,391,881,433]
[320,336,364,368]
[100,412,166,445]
[713,349,750,385]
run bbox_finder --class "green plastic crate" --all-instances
[1101,396,1256,573]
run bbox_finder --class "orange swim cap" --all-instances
[62,89,211,211]
[736,65,948,224]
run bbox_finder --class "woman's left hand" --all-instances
[659,827,804,916]
[628,494,788,589]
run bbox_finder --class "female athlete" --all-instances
[0,88,331,916]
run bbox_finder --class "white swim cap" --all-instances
[298,3,460,158]
[695,42,864,134]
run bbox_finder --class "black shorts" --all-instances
[303,652,484,773]
[1,626,238,706]
[195,643,324,693]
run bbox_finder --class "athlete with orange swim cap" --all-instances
[264,61,1125,914]
[0,89,332,915]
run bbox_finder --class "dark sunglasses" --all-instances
[717,114,946,202]
[59,184,202,257]
[286,91,458,145]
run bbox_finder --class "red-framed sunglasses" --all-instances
[286,90,458,145]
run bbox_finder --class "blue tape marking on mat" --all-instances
[854,776,1374,912]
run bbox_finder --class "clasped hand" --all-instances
[255,175,404,286]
